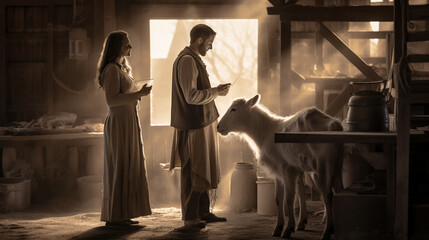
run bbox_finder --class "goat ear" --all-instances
[246,94,260,107]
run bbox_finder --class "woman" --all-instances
[96,30,152,226]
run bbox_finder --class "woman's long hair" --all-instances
[96,30,132,88]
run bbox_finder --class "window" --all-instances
[150,19,258,126]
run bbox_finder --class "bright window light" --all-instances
[149,19,258,126]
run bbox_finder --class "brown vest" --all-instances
[170,47,219,130]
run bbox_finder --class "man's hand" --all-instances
[216,83,231,96]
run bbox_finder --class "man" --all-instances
[170,24,231,228]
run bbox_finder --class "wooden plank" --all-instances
[408,31,429,42]
[6,62,47,68]
[291,31,393,39]
[7,104,46,112]
[45,3,53,113]
[5,32,47,38]
[280,20,292,115]
[315,82,324,109]
[4,0,72,6]
[347,31,391,39]
[267,5,393,21]
[274,131,397,144]
[385,143,396,239]
[286,0,299,5]
[268,0,284,7]
[0,1,6,124]
[104,0,116,36]
[363,57,387,64]
[319,23,384,82]
[324,85,349,116]
[407,54,429,63]
[138,4,264,19]
[394,67,410,240]
[409,4,429,20]
[393,2,409,238]
[411,133,429,143]
[304,77,366,83]
[410,93,429,104]
[0,132,103,148]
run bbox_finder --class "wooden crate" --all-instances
[333,191,387,240]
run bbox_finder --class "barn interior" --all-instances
[1,0,429,239]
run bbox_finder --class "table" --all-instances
[0,132,104,180]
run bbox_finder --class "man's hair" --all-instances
[190,24,216,44]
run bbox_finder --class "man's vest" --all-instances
[170,47,219,130]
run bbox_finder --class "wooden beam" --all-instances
[409,4,429,20]
[47,1,54,113]
[268,0,284,7]
[4,0,72,6]
[280,20,292,115]
[319,23,383,82]
[274,131,397,144]
[314,0,324,73]
[104,0,116,36]
[346,31,391,39]
[407,54,429,63]
[407,31,429,42]
[324,85,349,116]
[393,1,409,238]
[267,5,393,21]
[290,31,393,39]
[0,1,6,123]
[291,70,304,89]
[385,143,396,239]
[286,0,299,5]
[116,0,131,29]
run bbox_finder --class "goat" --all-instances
[217,94,343,240]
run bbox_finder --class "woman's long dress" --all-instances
[100,63,151,222]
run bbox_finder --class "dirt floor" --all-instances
[0,199,327,240]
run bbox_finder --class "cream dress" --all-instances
[100,63,151,222]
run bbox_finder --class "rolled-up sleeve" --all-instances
[103,64,138,107]
[178,55,218,105]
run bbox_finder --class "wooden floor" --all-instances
[0,198,326,240]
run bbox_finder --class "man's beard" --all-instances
[198,44,207,56]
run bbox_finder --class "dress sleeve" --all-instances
[103,64,138,107]
[178,55,218,105]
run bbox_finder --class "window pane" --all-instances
[150,19,258,126]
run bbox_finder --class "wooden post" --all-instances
[280,20,292,115]
[315,0,324,73]
[0,1,6,123]
[47,1,54,113]
[103,0,116,37]
[393,1,410,239]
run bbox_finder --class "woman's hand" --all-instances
[137,84,152,98]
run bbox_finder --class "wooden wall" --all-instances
[1,0,106,124]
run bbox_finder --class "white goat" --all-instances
[217,94,343,240]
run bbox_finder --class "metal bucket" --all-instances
[346,81,389,132]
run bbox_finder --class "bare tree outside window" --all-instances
[150,19,258,126]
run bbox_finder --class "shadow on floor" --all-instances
[69,225,144,240]
[147,225,209,240]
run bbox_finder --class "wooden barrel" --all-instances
[346,81,389,132]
